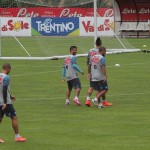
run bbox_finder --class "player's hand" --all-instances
[2,104,7,110]
[81,71,84,75]
[87,74,90,80]
[61,79,65,83]
[10,95,16,101]
[103,76,107,82]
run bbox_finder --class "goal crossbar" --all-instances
[0,49,141,60]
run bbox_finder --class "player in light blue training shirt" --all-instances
[62,46,84,106]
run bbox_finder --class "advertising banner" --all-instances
[121,5,150,21]
[0,7,114,17]
[32,17,79,36]
[1,17,31,36]
[80,17,114,36]
[137,5,150,21]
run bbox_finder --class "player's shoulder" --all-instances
[70,55,76,59]
[3,75,10,85]
[0,73,8,78]
[96,54,105,60]
[89,48,98,52]
[3,75,10,80]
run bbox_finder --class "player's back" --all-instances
[90,54,105,81]
[64,55,78,81]
[88,48,99,59]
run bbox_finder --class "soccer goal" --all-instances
[0,0,140,60]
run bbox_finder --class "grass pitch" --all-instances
[0,38,150,150]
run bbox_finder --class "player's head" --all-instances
[99,46,106,56]
[2,63,11,74]
[70,46,77,55]
[95,37,102,48]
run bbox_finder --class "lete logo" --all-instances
[1,19,29,32]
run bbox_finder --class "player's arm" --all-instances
[100,57,107,81]
[87,64,91,80]
[87,58,91,80]
[72,56,84,75]
[2,76,9,110]
[62,65,66,81]
[87,51,90,65]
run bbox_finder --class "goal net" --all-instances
[0,0,140,60]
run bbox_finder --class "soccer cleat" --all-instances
[15,136,26,142]
[102,101,112,106]
[0,138,4,143]
[85,100,92,107]
[98,103,105,108]
[73,99,81,106]
[92,99,98,106]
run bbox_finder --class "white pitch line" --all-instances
[16,92,149,101]
[11,70,60,77]
[10,61,150,77]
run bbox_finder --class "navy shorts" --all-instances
[90,80,108,91]
[0,104,16,119]
[67,78,81,90]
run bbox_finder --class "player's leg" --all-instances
[85,80,93,107]
[100,81,112,106]
[101,94,112,106]
[0,106,4,124]
[72,78,81,106]
[12,116,19,135]
[91,81,101,106]
[5,104,26,142]
[92,81,108,108]
[96,91,101,103]
[66,81,73,105]
[0,106,5,143]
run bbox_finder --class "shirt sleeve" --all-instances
[89,57,92,65]
[62,67,66,79]
[3,76,10,86]
[87,51,90,58]
[71,56,82,74]
[100,57,106,66]
[62,63,66,79]
[3,76,10,104]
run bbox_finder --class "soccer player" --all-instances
[0,63,26,143]
[85,37,112,107]
[62,46,84,106]
[90,46,109,108]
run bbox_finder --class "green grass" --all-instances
[0,38,150,150]
[2,37,150,57]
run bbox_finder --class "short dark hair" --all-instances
[99,46,106,52]
[95,37,102,46]
[70,46,77,52]
[2,63,11,70]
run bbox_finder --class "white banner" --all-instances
[79,17,114,36]
[1,17,31,36]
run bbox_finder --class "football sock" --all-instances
[94,97,98,102]
[74,96,78,100]
[15,134,20,138]
[102,95,106,101]
[66,99,70,103]
[86,97,90,100]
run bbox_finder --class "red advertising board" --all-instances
[120,5,150,21]
[137,5,150,21]
[0,7,114,17]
